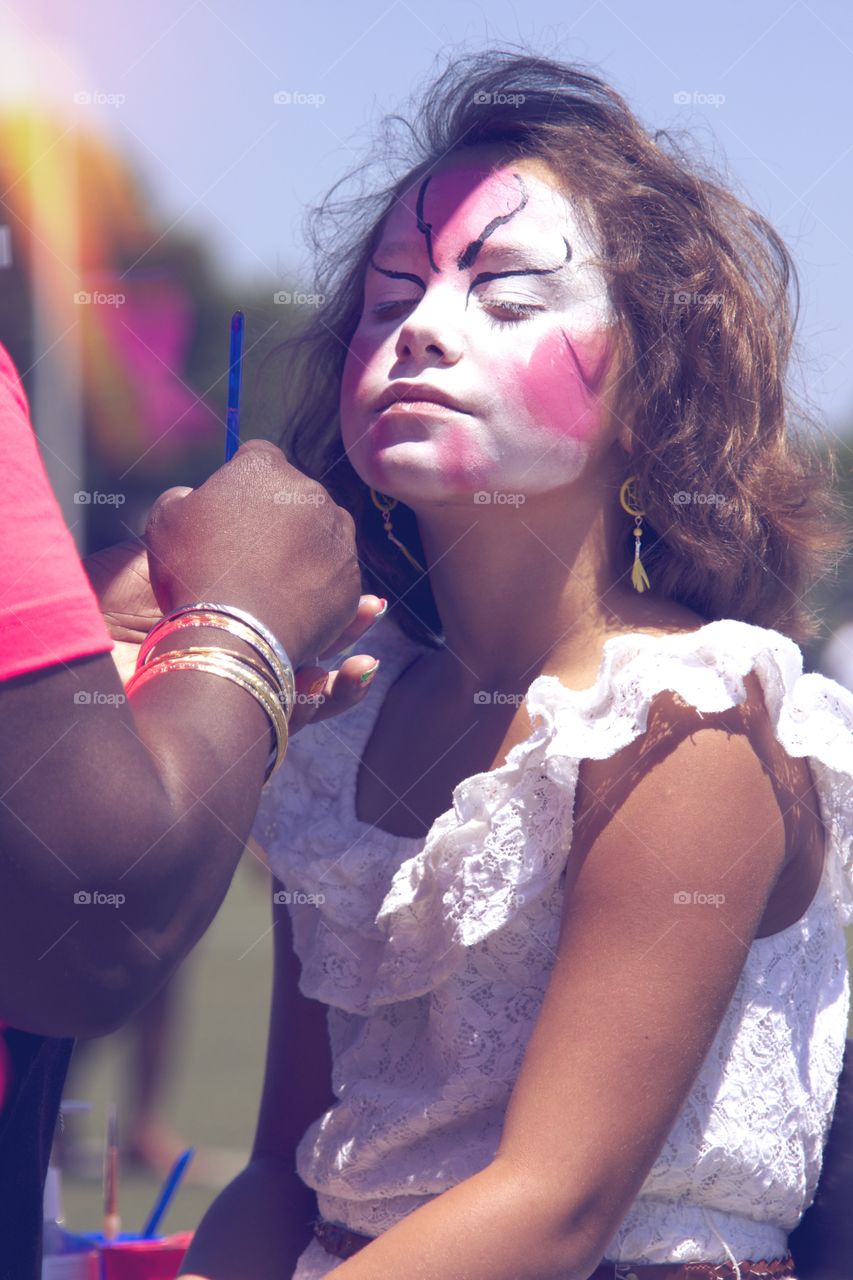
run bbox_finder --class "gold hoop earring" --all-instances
[370,489,426,574]
[619,476,651,593]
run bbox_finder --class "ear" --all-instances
[617,422,634,456]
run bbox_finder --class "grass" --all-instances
[61,855,273,1238]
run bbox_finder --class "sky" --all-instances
[2,0,852,428]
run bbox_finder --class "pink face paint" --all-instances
[339,152,617,503]
[518,328,613,443]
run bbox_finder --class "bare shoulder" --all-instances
[566,612,789,866]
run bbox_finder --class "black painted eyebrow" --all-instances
[416,175,440,273]
[369,236,571,287]
[374,169,534,281]
[465,237,573,304]
[456,173,530,270]
[368,168,574,301]
[367,259,424,289]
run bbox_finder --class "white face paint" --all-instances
[339,154,617,504]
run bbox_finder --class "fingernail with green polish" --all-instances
[359,662,381,685]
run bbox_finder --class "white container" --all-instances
[42,1253,99,1279]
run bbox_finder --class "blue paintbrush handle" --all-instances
[141,1147,195,1238]
[225,309,245,461]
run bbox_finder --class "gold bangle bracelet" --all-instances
[138,612,295,719]
[126,648,289,777]
[127,649,288,778]
[139,643,276,689]
[141,604,296,719]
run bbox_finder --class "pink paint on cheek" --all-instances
[433,420,489,484]
[520,328,612,440]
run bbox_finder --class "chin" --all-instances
[351,444,483,505]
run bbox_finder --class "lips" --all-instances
[374,383,468,414]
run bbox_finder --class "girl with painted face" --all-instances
[180,53,853,1280]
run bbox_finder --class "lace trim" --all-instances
[255,617,853,1012]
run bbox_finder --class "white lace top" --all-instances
[252,617,853,1279]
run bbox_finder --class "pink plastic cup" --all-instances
[99,1231,194,1280]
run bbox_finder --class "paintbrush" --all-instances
[103,1103,120,1241]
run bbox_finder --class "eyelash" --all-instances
[371,298,542,326]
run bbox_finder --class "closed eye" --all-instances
[370,299,418,319]
[484,300,543,326]
[369,298,543,325]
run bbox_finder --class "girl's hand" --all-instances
[84,539,385,727]
[83,538,160,685]
[288,594,385,733]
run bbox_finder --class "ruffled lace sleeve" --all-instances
[526,621,853,925]
[372,620,853,1005]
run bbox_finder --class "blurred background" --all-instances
[1,0,851,1239]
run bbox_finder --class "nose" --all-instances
[394,286,463,365]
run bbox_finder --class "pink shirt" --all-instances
[0,343,113,681]
[0,341,113,1112]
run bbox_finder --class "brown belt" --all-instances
[312,1217,797,1278]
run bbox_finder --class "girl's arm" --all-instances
[179,883,336,1279]
[316,684,793,1280]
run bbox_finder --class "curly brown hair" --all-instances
[274,49,849,648]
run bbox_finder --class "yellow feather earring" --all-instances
[370,489,426,575]
[619,476,651,593]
